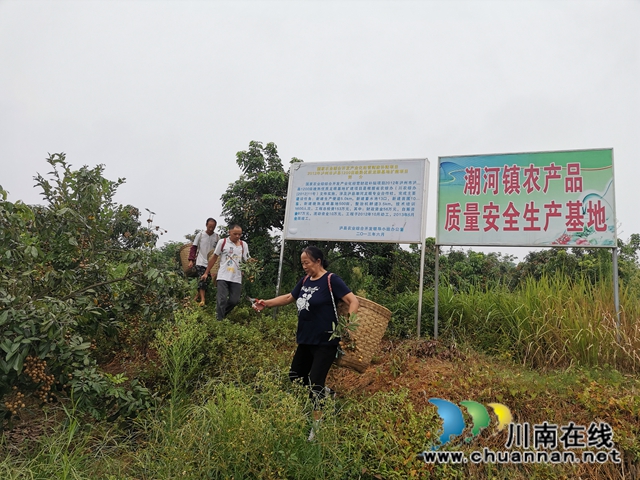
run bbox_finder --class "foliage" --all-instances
[67,367,154,421]
[513,237,640,288]
[329,313,358,341]
[3,338,638,479]
[438,248,518,291]
[153,306,297,397]
[0,403,132,478]
[382,290,432,338]
[0,153,188,422]
[2,283,640,478]
[330,312,359,356]
[327,242,424,297]
[239,257,264,283]
[154,310,210,400]
[127,371,441,480]
[440,274,640,373]
[155,240,187,275]
[203,308,295,384]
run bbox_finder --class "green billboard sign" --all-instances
[437,149,616,247]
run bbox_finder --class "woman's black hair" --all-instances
[302,246,329,269]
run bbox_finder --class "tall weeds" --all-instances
[0,405,130,479]
[441,275,640,372]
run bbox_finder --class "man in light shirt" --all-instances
[202,224,250,320]
[188,218,219,307]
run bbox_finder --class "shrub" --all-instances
[0,154,188,422]
[154,310,210,399]
[132,374,439,479]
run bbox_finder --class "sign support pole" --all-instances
[272,235,287,319]
[434,244,440,340]
[417,239,426,337]
[612,246,621,341]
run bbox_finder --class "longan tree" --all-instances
[0,153,188,422]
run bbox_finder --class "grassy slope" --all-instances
[2,306,639,479]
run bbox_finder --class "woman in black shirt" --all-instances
[253,246,359,431]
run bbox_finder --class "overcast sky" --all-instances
[1,0,638,258]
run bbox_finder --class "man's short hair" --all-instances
[228,223,242,231]
[206,217,217,226]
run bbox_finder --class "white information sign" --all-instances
[283,159,429,243]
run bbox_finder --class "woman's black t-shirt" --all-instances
[290,272,351,346]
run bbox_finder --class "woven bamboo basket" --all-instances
[335,296,391,373]
[179,244,219,278]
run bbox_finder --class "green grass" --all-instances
[430,274,640,374]
[3,351,637,479]
[2,289,639,479]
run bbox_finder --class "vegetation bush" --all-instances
[0,403,133,479]
[129,373,441,480]
[154,306,298,399]
[0,154,188,423]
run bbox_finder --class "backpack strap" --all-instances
[220,237,245,258]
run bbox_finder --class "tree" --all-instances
[220,141,302,294]
[1,153,188,422]
[513,237,640,288]
[221,141,297,240]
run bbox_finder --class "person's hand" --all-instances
[252,299,266,312]
[200,272,209,281]
[188,260,194,268]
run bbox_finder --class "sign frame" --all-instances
[436,148,617,248]
[283,158,430,244]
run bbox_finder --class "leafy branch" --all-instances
[329,313,359,354]
[240,258,263,283]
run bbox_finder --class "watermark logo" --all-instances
[421,397,621,465]
[427,398,511,449]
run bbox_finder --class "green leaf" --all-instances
[8,351,23,370]
[14,349,28,373]
[0,338,13,354]
[38,342,53,357]
[6,348,20,363]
